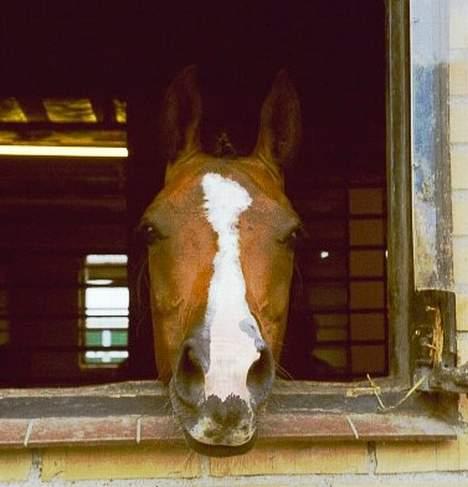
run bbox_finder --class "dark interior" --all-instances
[0,2,386,386]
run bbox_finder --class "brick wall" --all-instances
[2,440,468,485]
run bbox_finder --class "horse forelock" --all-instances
[213,132,237,158]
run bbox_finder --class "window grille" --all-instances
[285,171,388,381]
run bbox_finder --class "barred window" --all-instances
[81,254,129,366]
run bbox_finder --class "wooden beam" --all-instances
[0,412,457,448]
[0,127,126,148]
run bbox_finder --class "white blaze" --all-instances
[201,172,261,402]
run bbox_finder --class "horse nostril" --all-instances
[174,341,205,407]
[247,347,275,407]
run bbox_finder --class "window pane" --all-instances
[350,313,385,341]
[350,282,385,309]
[85,287,129,311]
[349,220,384,246]
[350,250,384,277]
[349,188,384,215]
[351,345,386,375]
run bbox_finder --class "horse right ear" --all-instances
[159,65,202,164]
[254,70,301,172]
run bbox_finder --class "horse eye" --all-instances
[140,223,162,245]
[278,228,299,247]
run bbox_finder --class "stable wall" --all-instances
[2,438,468,486]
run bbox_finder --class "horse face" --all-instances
[141,67,301,456]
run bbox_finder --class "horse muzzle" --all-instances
[188,394,256,444]
[169,332,275,455]
[169,385,258,456]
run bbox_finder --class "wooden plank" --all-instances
[0,122,124,131]
[0,380,165,398]
[348,413,457,440]
[0,382,457,447]
[43,99,97,123]
[0,419,29,447]
[0,381,458,448]
[0,99,27,122]
[28,416,137,447]
[0,128,125,148]
[258,414,356,440]
[0,413,456,449]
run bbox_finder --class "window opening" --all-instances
[284,176,388,381]
[81,254,129,366]
[0,95,128,386]
[0,2,391,387]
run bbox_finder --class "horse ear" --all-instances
[160,65,202,163]
[254,70,301,170]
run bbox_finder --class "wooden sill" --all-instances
[0,381,457,449]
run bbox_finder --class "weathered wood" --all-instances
[0,380,458,447]
[0,380,165,398]
[0,127,125,148]
[0,412,456,450]
[429,362,468,392]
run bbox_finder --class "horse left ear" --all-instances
[254,70,302,170]
[159,65,202,165]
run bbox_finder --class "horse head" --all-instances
[140,66,301,456]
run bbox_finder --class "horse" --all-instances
[139,66,301,456]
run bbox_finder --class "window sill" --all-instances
[0,381,457,449]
